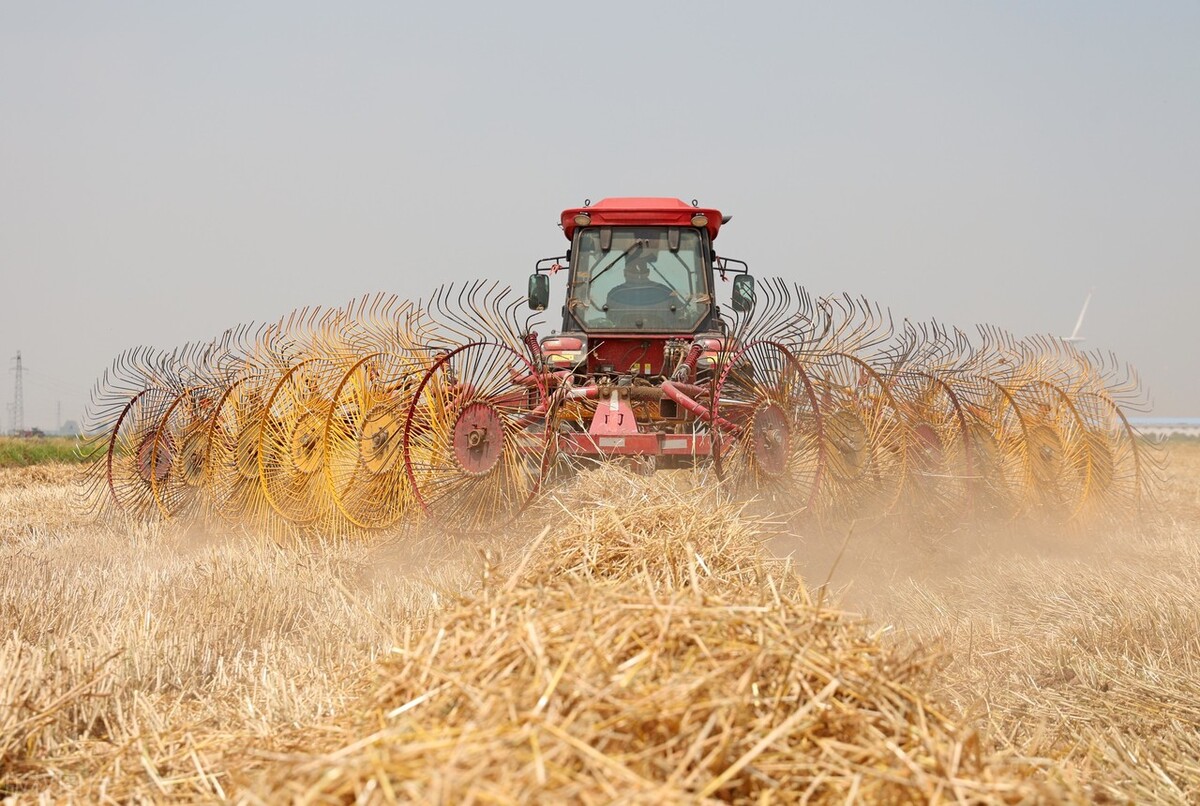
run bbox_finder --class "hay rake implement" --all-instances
[81,198,1159,537]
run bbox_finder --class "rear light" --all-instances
[542,336,583,352]
[696,337,724,367]
[541,335,586,368]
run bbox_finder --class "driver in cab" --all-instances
[605,247,675,311]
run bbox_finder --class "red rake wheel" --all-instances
[402,342,550,534]
[150,387,219,522]
[324,352,425,531]
[711,340,823,510]
[258,358,346,528]
[453,402,508,475]
[105,387,177,522]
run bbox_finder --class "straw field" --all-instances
[2,443,1197,802]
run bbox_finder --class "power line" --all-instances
[24,368,79,397]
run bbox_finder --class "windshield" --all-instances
[566,227,711,332]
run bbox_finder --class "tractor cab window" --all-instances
[566,227,710,332]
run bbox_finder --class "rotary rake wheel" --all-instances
[324,351,426,530]
[149,386,220,521]
[206,375,276,530]
[955,379,1032,515]
[1073,391,1150,521]
[711,340,823,509]
[403,341,550,534]
[892,372,973,518]
[810,353,909,517]
[104,386,178,521]
[1013,379,1092,520]
[962,382,1033,519]
[258,357,347,529]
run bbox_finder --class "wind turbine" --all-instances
[1063,289,1093,344]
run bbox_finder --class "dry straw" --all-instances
[246,468,1052,802]
[13,451,1200,801]
[891,443,1200,804]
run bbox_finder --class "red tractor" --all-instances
[517,198,816,495]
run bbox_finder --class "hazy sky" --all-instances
[2,1,1198,428]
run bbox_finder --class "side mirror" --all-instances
[528,273,550,311]
[731,274,755,313]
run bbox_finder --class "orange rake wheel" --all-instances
[324,351,426,531]
[711,340,823,510]
[402,342,550,534]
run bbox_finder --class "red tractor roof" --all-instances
[560,197,726,242]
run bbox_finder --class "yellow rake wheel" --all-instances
[1075,391,1149,520]
[811,353,909,517]
[711,340,823,510]
[892,373,974,518]
[402,342,550,534]
[150,387,219,521]
[324,351,425,530]
[206,376,275,530]
[1014,380,1092,520]
[104,387,177,521]
[258,358,346,528]
[965,382,1034,519]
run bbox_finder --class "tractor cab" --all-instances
[529,198,754,376]
[566,226,713,333]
